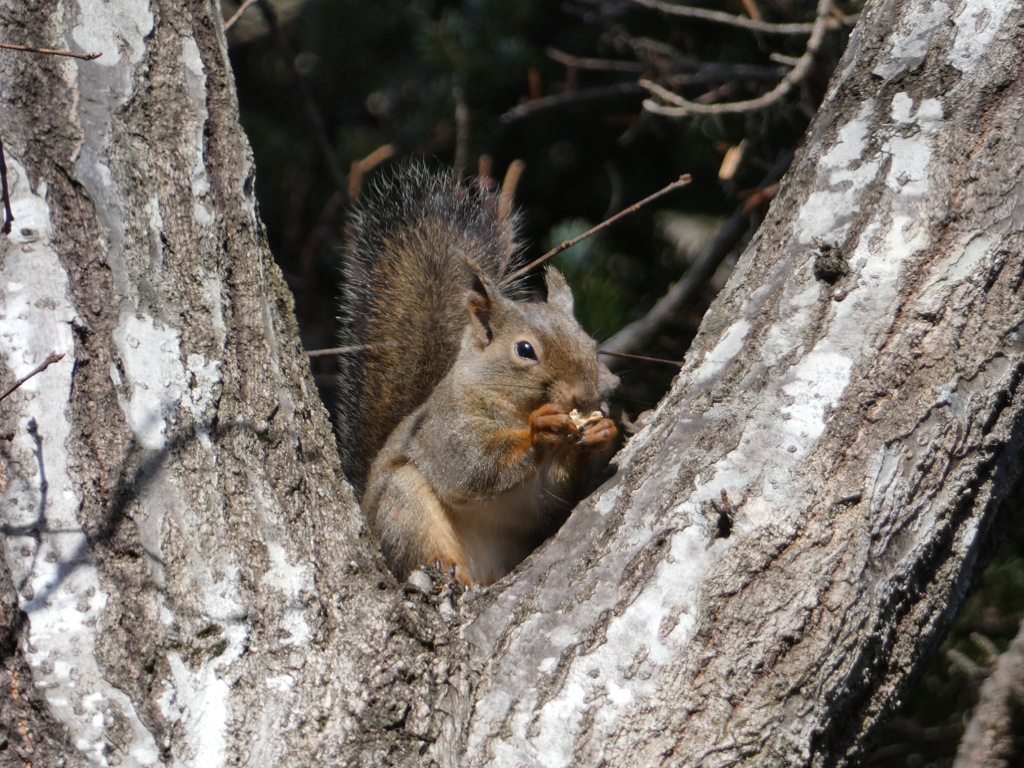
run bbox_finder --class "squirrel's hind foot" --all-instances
[426,553,476,588]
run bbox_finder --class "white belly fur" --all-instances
[449,469,556,584]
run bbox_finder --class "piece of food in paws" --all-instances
[569,409,605,429]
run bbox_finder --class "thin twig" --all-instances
[497,159,527,277]
[498,160,525,225]
[348,144,397,202]
[640,0,834,117]
[741,0,763,22]
[0,352,65,403]
[223,0,260,31]
[630,0,855,36]
[303,146,394,276]
[307,341,401,358]
[628,36,684,64]
[505,61,785,123]
[662,61,789,88]
[0,42,101,60]
[718,139,747,181]
[499,174,691,287]
[546,47,647,73]
[501,83,646,122]
[769,52,802,67]
[307,345,373,358]
[0,136,13,235]
[597,349,682,367]
[476,155,495,188]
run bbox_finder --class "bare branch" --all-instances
[770,52,803,67]
[0,42,101,60]
[741,0,763,22]
[640,0,834,117]
[546,47,647,73]
[498,159,525,225]
[499,175,691,287]
[630,0,855,36]
[347,144,397,202]
[453,87,470,177]
[718,139,748,181]
[597,349,682,367]
[306,345,372,358]
[298,145,395,272]
[501,82,646,122]
[223,0,259,31]
[0,352,65,403]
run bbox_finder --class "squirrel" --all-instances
[337,164,618,586]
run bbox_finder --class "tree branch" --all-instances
[501,82,646,122]
[545,47,647,73]
[640,0,834,116]
[499,175,691,287]
[630,0,856,35]
[223,0,259,31]
[0,42,101,60]
[0,352,65,403]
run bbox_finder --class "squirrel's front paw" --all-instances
[578,417,617,451]
[427,553,475,588]
[529,403,578,446]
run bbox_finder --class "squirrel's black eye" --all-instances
[515,340,537,360]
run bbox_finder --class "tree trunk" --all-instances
[1,1,1022,767]
[0,1,386,765]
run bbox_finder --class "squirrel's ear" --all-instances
[466,261,498,346]
[544,268,575,313]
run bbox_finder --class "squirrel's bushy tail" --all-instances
[336,163,523,492]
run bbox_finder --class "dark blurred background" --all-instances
[223,2,1024,765]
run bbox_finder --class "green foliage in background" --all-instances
[549,220,629,341]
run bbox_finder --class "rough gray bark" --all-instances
[0,0,1022,767]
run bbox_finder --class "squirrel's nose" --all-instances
[568,388,600,414]
[547,374,599,413]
